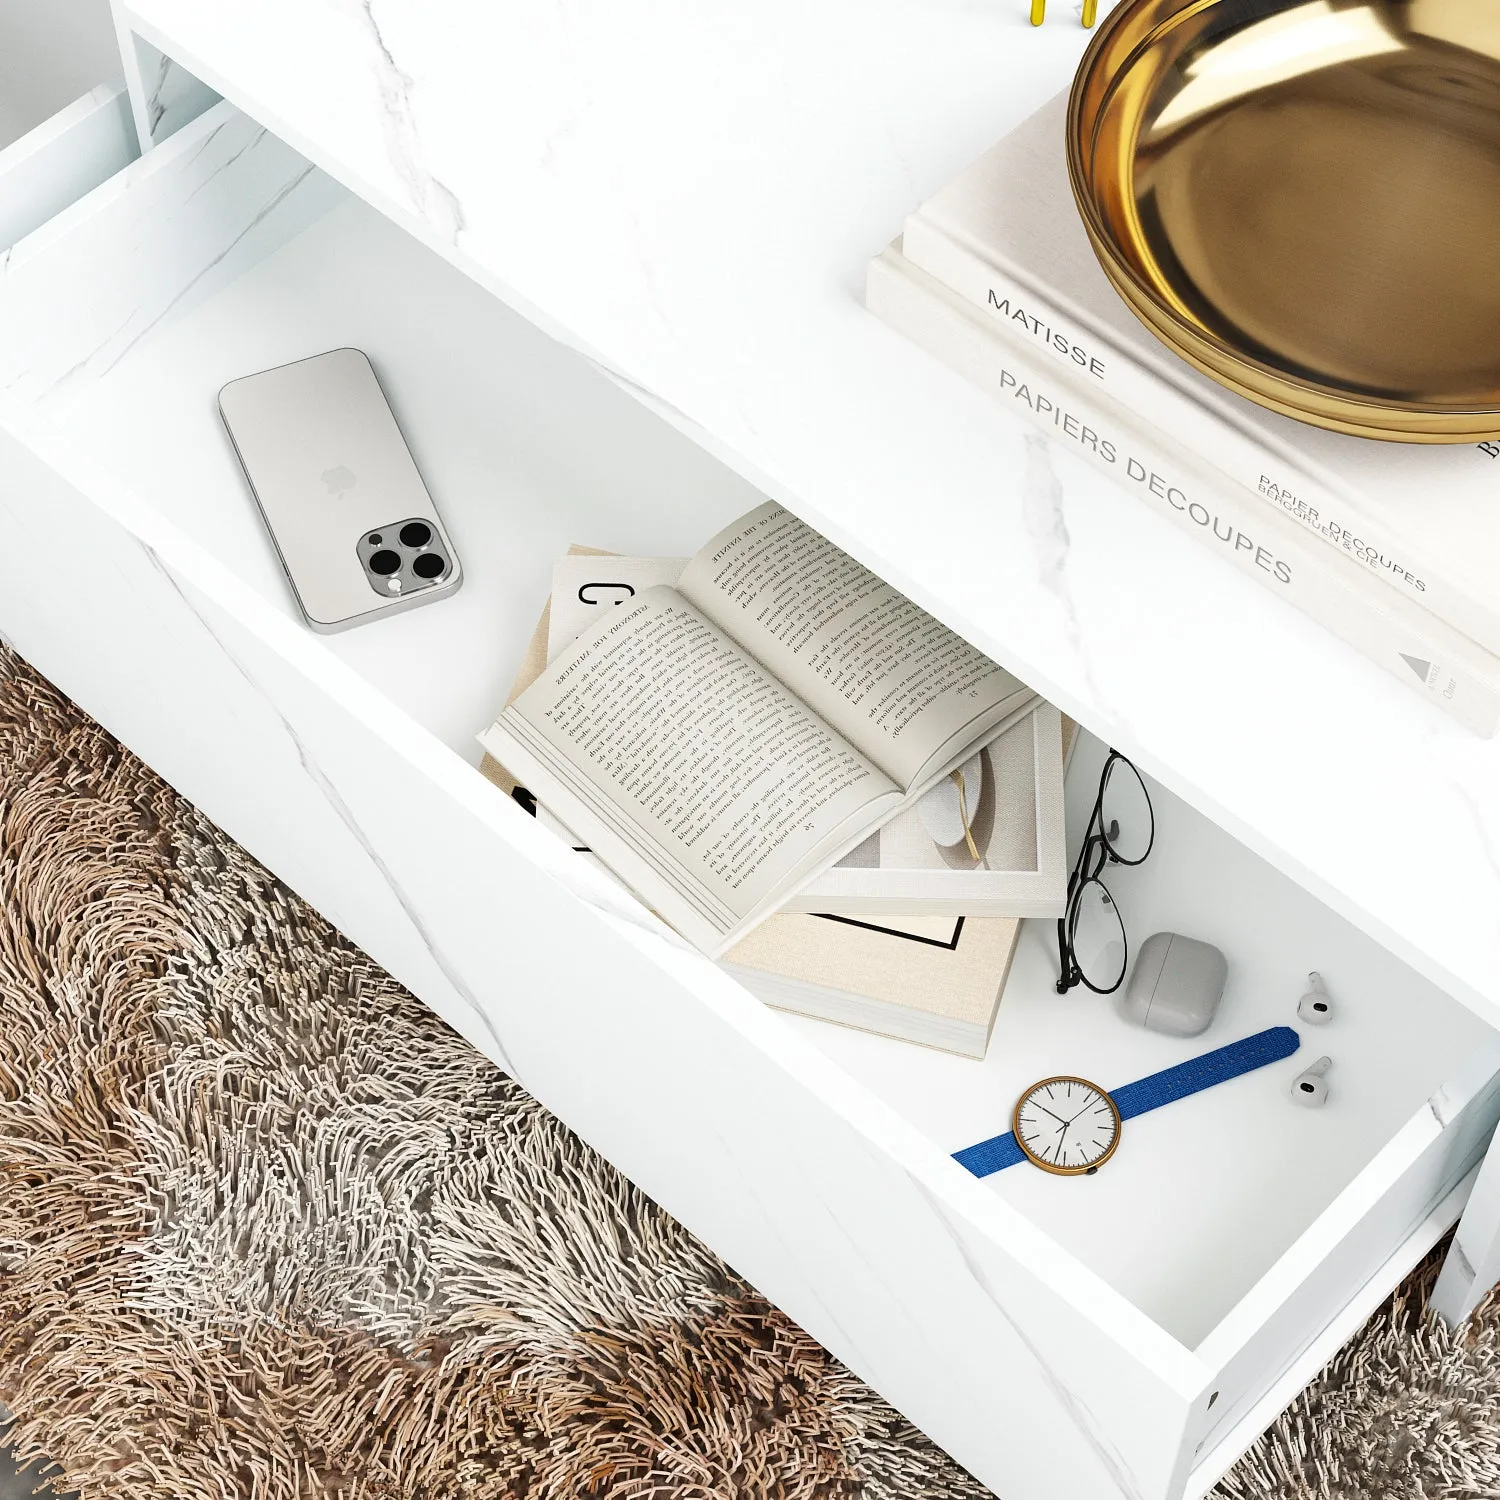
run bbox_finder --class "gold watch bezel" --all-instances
[1012,1075,1123,1176]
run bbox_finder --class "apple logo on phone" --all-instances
[321,465,357,497]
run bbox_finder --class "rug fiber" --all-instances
[0,642,1496,1499]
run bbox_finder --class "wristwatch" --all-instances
[954,1026,1301,1178]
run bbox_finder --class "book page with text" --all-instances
[678,504,1032,791]
[484,586,901,954]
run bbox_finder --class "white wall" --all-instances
[0,0,121,150]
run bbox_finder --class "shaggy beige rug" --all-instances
[0,640,1496,1500]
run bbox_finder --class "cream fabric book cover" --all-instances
[723,911,1021,1057]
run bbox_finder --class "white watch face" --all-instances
[1013,1077,1121,1175]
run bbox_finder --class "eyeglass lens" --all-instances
[1099,755,1154,865]
[1066,877,1128,992]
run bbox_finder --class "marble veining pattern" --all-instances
[89,163,317,384]
[112,0,1500,1038]
[354,0,465,245]
[141,544,527,1086]
[0,112,338,406]
[2,12,1496,1498]
[1019,430,1128,732]
[911,1172,1149,1500]
[126,34,220,147]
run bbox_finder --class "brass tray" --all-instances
[1068,0,1500,442]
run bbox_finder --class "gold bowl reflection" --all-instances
[1068,0,1500,441]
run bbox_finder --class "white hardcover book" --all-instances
[867,244,1500,736]
[902,93,1500,656]
[785,701,1067,917]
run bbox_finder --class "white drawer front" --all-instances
[1188,1057,1500,1487]
[0,102,1497,1500]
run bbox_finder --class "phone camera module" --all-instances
[360,517,454,598]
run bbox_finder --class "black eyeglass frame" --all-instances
[1055,751,1155,995]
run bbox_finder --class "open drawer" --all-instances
[0,103,1495,1500]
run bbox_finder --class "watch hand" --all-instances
[1035,1105,1071,1128]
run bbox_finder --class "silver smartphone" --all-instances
[219,348,463,633]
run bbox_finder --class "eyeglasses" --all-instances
[1031,0,1099,26]
[1056,751,1155,995]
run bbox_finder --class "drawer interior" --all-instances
[784,734,1500,1345]
[4,103,1497,1368]
[18,159,763,758]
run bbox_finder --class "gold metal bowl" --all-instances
[1068,0,1500,442]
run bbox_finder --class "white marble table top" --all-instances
[120,0,1500,1025]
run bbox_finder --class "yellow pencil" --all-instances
[1031,0,1046,23]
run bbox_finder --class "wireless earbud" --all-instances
[1297,972,1333,1026]
[1291,1056,1332,1107]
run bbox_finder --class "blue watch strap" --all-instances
[953,1026,1301,1179]
[1111,1026,1299,1120]
[953,1131,1028,1176]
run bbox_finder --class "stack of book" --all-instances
[479,509,1075,1058]
[869,92,1500,736]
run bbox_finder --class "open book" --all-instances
[479,503,1037,955]
[537,552,1068,917]
[477,573,1045,1059]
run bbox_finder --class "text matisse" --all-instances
[987,291,1106,379]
